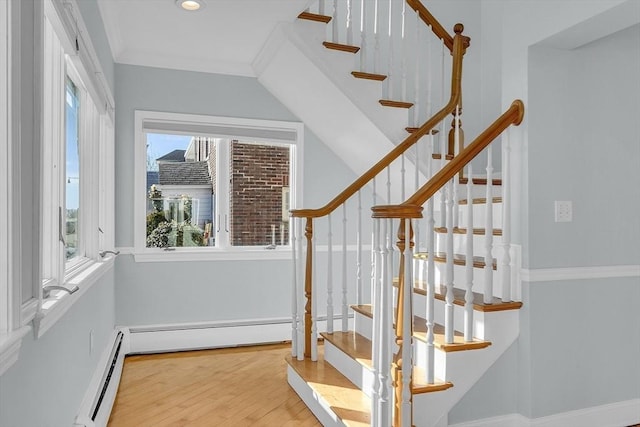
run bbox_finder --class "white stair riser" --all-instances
[287,366,347,427]
[434,232,503,257]
[456,202,503,230]
[323,338,375,398]
[413,261,501,299]
[354,310,373,341]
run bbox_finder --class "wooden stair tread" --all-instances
[415,285,523,312]
[322,330,453,393]
[286,349,371,427]
[413,318,492,352]
[414,251,497,270]
[388,279,523,312]
[459,197,502,205]
[349,306,491,352]
[351,71,387,81]
[405,128,439,135]
[434,226,503,236]
[460,177,502,186]
[297,11,332,23]
[323,41,360,53]
[379,99,414,109]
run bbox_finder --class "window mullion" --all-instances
[215,139,230,249]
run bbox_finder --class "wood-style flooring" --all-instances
[107,343,320,427]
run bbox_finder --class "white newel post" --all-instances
[371,217,381,426]
[401,218,413,427]
[291,216,298,357]
[378,218,392,427]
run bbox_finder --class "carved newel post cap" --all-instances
[454,23,464,34]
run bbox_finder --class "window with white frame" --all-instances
[41,11,111,290]
[134,111,303,258]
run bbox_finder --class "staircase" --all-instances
[257,1,525,426]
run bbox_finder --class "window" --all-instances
[41,11,113,294]
[134,111,303,260]
[65,77,80,261]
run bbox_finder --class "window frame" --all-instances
[133,110,304,262]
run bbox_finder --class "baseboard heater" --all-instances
[91,331,123,421]
[75,330,125,427]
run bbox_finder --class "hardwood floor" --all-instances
[108,343,321,427]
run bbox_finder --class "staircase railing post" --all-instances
[304,217,314,358]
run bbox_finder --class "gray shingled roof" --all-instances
[157,149,186,162]
[158,161,211,186]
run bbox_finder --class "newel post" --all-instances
[304,217,313,358]
[372,204,422,427]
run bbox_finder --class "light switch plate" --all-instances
[555,201,572,222]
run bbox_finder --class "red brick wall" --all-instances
[230,142,290,246]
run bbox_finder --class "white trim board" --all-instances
[125,316,353,354]
[449,399,640,427]
[521,265,640,282]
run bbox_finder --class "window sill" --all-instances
[0,326,31,377]
[130,246,294,262]
[35,256,115,338]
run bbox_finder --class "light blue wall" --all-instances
[75,0,114,96]
[114,64,362,326]
[0,270,115,427]
[449,22,640,424]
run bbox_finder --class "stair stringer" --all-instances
[412,309,520,427]
[253,22,424,201]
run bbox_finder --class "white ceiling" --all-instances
[97,0,311,77]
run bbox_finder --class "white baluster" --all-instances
[464,165,474,342]
[297,219,304,360]
[327,213,334,334]
[384,0,393,100]
[426,23,433,120]
[359,0,367,72]
[318,0,325,16]
[312,228,318,361]
[401,218,413,427]
[291,216,298,357]
[501,132,512,302]
[373,0,380,75]
[413,143,420,283]
[342,202,349,331]
[386,165,391,204]
[412,9,420,127]
[357,190,363,305]
[425,135,435,384]
[401,154,406,201]
[332,0,338,43]
[400,0,407,102]
[346,0,354,46]
[371,217,381,426]
[371,177,377,304]
[378,218,392,427]
[445,180,455,344]
[484,146,494,304]
[453,107,461,227]
[439,121,447,227]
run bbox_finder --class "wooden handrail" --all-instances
[402,100,524,208]
[291,29,468,220]
[406,0,455,52]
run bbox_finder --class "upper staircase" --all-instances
[255,1,525,426]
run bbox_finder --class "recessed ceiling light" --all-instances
[176,0,205,11]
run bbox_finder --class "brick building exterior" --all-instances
[230,141,290,246]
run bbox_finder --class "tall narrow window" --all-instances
[64,77,80,261]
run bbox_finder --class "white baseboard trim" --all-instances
[125,316,351,354]
[74,330,126,427]
[521,264,640,282]
[449,399,640,427]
